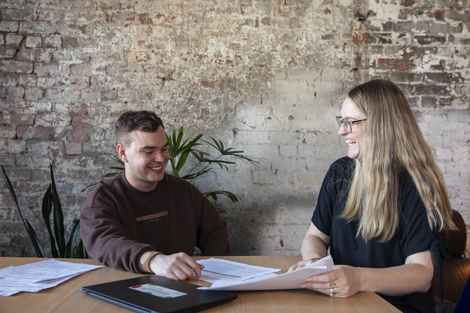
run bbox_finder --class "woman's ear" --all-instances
[117,144,128,163]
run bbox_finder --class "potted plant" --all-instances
[1,164,86,258]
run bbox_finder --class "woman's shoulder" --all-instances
[327,157,355,176]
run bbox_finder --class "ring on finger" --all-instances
[330,288,334,297]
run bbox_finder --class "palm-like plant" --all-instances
[1,164,86,258]
[83,122,258,223]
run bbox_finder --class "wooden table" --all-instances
[0,256,400,313]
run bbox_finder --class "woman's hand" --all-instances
[300,265,362,297]
[288,258,322,272]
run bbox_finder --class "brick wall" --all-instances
[0,0,469,257]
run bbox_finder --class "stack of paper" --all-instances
[0,259,103,296]
[197,258,282,283]
[198,256,334,291]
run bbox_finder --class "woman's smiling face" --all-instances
[338,98,367,162]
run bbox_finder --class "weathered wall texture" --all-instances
[0,0,469,257]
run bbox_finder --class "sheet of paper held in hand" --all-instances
[196,258,282,283]
[0,259,103,296]
[198,256,334,291]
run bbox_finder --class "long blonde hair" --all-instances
[341,80,455,242]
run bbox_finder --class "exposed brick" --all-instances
[29,126,54,139]
[421,96,437,108]
[376,58,410,70]
[1,8,36,21]
[72,115,94,127]
[424,72,454,83]
[34,62,61,76]
[35,113,71,127]
[44,88,63,101]
[24,88,44,101]
[66,128,89,142]
[395,21,415,32]
[63,89,81,102]
[20,21,56,35]
[401,0,416,6]
[56,77,90,88]
[389,71,423,83]
[446,10,470,22]
[17,49,53,63]
[70,63,91,76]
[80,89,100,102]
[5,87,25,100]
[100,89,118,101]
[382,21,394,31]
[10,114,34,125]
[0,126,16,139]
[0,21,20,32]
[0,61,32,74]
[414,84,448,96]
[65,142,82,155]
[25,36,42,48]
[17,74,37,87]
[437,97,453,107]
[407,96,419,108]
[5,34,23,47]
[44,35,62,48]
[0,73,18,87]
[62,37,79,48]
[414,35,446,45]
[0,47,16,59]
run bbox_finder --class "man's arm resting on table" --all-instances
[144,251,204,281]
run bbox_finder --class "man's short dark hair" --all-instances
[116,111,164,146]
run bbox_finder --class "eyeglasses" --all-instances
[335,116,367,133]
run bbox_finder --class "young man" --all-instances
[80,111,230,280]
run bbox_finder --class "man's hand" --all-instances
[149,252,204,280]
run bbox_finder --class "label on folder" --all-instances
[130,284,187,298]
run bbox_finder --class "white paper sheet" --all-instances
[196,258,281,283]
[198,255,334,291]
[0,259,103,296]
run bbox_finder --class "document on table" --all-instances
[198,255,334,291]
[196,258,281,283]
[0,259,103,296]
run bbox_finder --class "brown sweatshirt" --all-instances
[80,171,230,273]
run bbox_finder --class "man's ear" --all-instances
[117,144,128,163]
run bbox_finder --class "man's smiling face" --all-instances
[117,126,169,192]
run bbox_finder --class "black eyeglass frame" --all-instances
[335,116,367,133]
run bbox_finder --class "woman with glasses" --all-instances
[289,79,455,313]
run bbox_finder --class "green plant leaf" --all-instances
[65,219,81,258]
[75,239,88,259]
[104,172,120,178]
[203,190,239,203]
[1,165,45,257]
[104,153,124,165]
[41,184,59,258]
[50,164,66,257]
[1,165,21,218]
[24,219,45,257]
[181,168,211,180]
[205,137,259,167]
[81,183,97,192]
